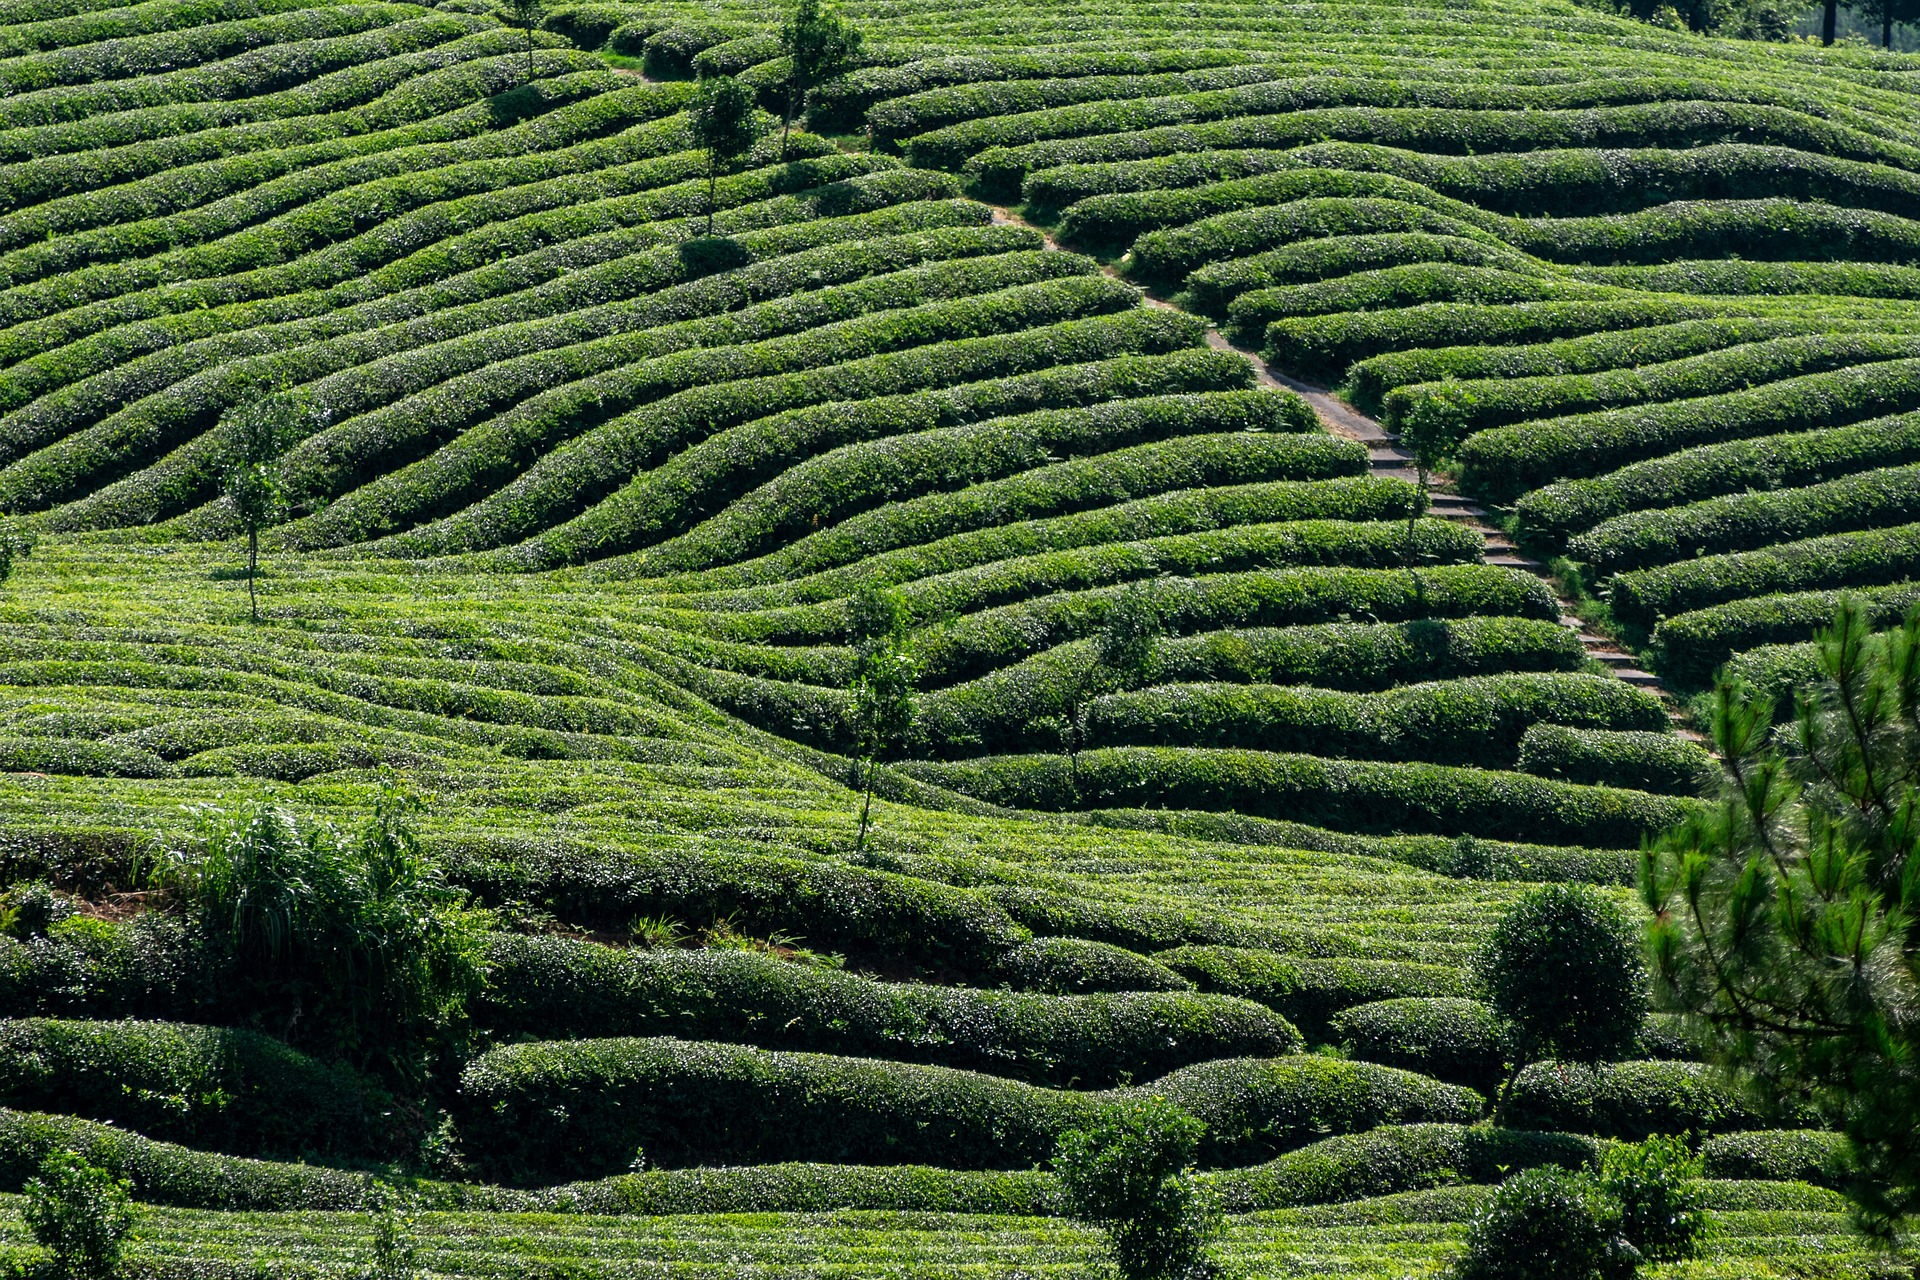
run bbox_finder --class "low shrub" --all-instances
[1334,998,1505,1093]
[21,1149,136,1280]
[0,1018,384,1161]
[1053,1096,1217,1280]
[478,934,1291,1088]
[1516,725,1712,796]
[1209,1122,1598,1213]
[1600,1133,1709,1263]
[1453,1164,1633,1280]
[990,937,1193,995]
[1504,1060,1767,1138]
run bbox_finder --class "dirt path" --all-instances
[990,205,1702,740]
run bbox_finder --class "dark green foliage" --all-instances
[1600,1133,1710,1263]
[1650,584,1920,688]
[0,884,72,939]
[0,1019,384,1161]
[0,515,34,586]
[155,786,487,1078]
[1516,725,1712,796]
[476,934,1293,1088]
[1096,581,1165,691]
[22,1149,136,1280]
[1474,884,1648,1071]
[1503,1059,1761,1139]
[1054,1097,1217,1280]
[1335,998,1505,1092]
[990,937,1193,995]
[1645,603,1920,1234]
[1453,1165,1635,1280]
[1701,1129,1852,1188]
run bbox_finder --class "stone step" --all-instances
[1485,553,1536,568]
[1614,668,1662,686]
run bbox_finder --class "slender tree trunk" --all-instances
[247,527,259,624]
[1404,465,1427,568]
[854,759,875,855]
[1823,0,1838,43]
[526,26,534,82]
[781,84,797,157]
[706,168,717,237]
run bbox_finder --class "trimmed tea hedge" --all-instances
[1648,582,1920,687]
[455,1035,1479,1182]
[1333,998,1505,1093]
[905,747,1691,847]
[1505,1059,1773,1139]
[1515,410,1920,546]
[988,936,1193,995]
[1608,522,1920,627]
[1567,463,1920,575]
[1156,945,1466,1036]
[1516,725,1711,796]
[477,934,1291,1088]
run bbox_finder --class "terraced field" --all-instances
[0,0,1914,1274]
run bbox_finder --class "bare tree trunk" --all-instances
[781,84,797,157]
[706,169,717,237]
[1823,0,1838,43]
[854,760,875,855]
[247,527,259,624]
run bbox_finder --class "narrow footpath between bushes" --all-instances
[989,206,1705,745]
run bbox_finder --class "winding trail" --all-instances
[989,206,1703,741]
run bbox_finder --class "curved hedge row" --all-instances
[1516,725,1711,796]
[1075,672,1668,768]
[1382,333,1920,445]
[1183,232,1539,318]
[1609,523,1920,627]
[434,836,1032,974]
[900,563,1559,687]
[960,97,1920,197]
[1515,410,1920,546]
[1270,298,1734,386]
[905,746,1691,847]
[1129,196,1495,285]
[0,1018,383,1160]
[455,1035,1480,1182]
[1649,583,1920,687]
[1227,264,1603,342]
[1344,317,1805,414]
[989,936,1192,995]
[477,934,1296,1089]
[1568,462,1920,575]
[1458,356,1920,502]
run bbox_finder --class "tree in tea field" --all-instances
[779,0,862,153]
[216,391,315,624]
[847,586,915,856]
[1054,1097,1218,1280]
[24,1150,136,1280]
[1644,602,1920,1236]
[1474,882,1648,1110]
[505,0,543,80]
[690,76,764,237]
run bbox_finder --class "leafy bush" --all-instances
[1599,1133,1709,1262]
[1516,725,1712,796]
[1516,409,1920,548]
[990,937,1193,995]
[22,1149,136,1280]
[1054,1097,1217,1280]
[1453,1165,1635,1280]
[1473,883,1648,1073]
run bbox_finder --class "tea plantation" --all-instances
[0,0,1913,1272]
